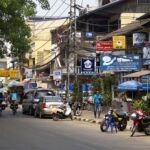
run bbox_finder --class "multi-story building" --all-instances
[25,17,68,80]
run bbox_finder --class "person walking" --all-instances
[93,91,102,119]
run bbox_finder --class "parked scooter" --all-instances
[100,108,129,132]
[10,102,18,115]
[52,103,73,121]
[130,110,150,137]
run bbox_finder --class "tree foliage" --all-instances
[0,0,50,60]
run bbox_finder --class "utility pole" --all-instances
[66,0,77,97]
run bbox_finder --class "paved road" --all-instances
[0,108,150,150]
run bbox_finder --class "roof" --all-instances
[99,19,150,41]
[28,17,68,22]
[123,70,150,78]
[78,0,126,20]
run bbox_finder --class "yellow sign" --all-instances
[0,70,19,78]
[113,36,126,49]
[9,70,20,78]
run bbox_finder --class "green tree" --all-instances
[0,0,50,61]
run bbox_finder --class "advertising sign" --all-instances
[96,41,112,53]
[143,46,150,65]
[0,70,19,78]
[53,70,62,80]
[9,70,20,78]
[113,36,126,49]
[81,57,95,73]
[100,54,141,71]
[133,33,146,46]
[141,75,150,91]
[84,32,95,40]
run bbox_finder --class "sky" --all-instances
[36,0,98,17]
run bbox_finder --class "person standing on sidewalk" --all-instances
[93,91,102,119]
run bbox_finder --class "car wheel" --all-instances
[34,110,38,118]
[29,107,33,116]
[39,111,43,119]
[22,108,26,114]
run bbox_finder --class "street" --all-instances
[0,108,150,150]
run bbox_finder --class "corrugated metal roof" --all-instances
[99,19,150,41]
[123,70,150,78]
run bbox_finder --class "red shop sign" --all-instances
[96,41,112,52]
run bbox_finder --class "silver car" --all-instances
[34,96,63,118]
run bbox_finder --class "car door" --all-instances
[35,97,43,114]
[25,91,34,112]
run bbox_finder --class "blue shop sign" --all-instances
[81,57,95,73]
[143,46,150,65]
[141,75,150,91]
[100,54,141,71]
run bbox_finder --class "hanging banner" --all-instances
[81,57,95,73]
[133,33,146,46]
[113,36,126,49]
[96,41,112,53]
[100,54,141,71]
[143,46,150,65]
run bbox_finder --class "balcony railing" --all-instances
[50,66,101,76]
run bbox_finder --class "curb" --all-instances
[73,116,100,124]
[73,116,131,130]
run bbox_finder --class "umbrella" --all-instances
[117,80,143,91]
[8,80,22,87]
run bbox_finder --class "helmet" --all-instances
[130,112,138,120]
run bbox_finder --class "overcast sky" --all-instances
[36,0,98,17]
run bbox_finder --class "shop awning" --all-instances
[99,19,150,41]
[123,70,150,78]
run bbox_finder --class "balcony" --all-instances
[51,66,101,76]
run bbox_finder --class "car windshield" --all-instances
[35,90,55,99]
[45,96,62,102]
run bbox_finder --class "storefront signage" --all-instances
[113,36,126,49]
[100,54,141,71]
[143,46,150,65]
[141,75,150,91]
[84,32,95,40]
[96,41,112,53]
[0,70,19,78]
[53,70,62,80]
[133,33,146,46]
[81,57,95,73]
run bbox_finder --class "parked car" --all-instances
[34,96,63,118]
[22,88,55,115]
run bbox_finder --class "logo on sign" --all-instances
[82,58,95,73]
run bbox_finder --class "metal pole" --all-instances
[73,0,77,82]
[66,0,73,97]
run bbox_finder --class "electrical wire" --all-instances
[35,0,58,29]
[81,0,83,6]
[32,18,69,52]
[61,0,70,6]
[34,5,70,35]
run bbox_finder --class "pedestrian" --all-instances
[93,91,102,119]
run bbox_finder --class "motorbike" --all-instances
[10,102,18,115]
[130,110,150,137]
[0,101,6,116]
[52,103,73,121]
[100,108,129,132]
[72,101,82,116]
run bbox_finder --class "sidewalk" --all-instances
[73,110,105,124]
[73,110,132,130]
